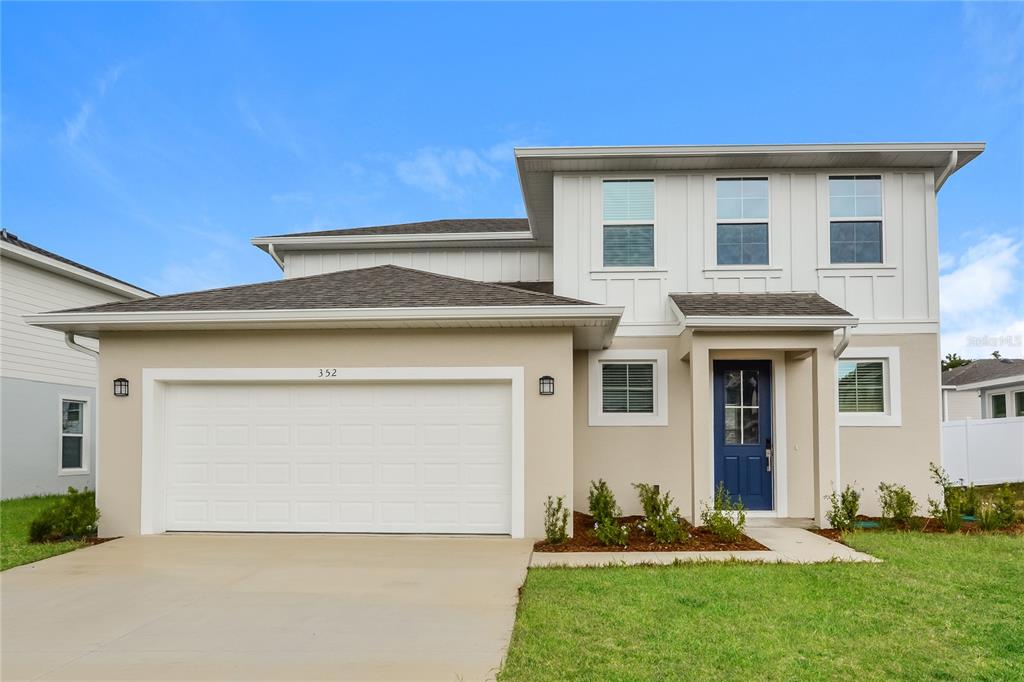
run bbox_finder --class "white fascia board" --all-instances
[953,375,1024,391]
[0,241,153,299]
[25,304,625,335]
[514,141,986,161]
[252,231,536,249]
[681,315,859,331]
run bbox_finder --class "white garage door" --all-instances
[162,381,512,534]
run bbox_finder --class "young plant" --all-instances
[825,484,861,532]
[992,484,1020,528]
[632,483,687,544]
[28,487,100,543]
[975,500,1001,531]
[588,479,628,547]
[960,484,981,517]
[700,482,746,542]
[927,463,963,532]
[543,495,569,545]
[878,482,917,529]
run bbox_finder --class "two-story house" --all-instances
[2,230,152,498]
[28,142,983,537]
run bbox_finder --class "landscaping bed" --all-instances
[816,515,1024,544]
[534,511,767,552]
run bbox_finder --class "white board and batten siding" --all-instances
[283,247,554,283]
[552,171,939,333]
[1,257,133,386]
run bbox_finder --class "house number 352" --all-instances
[318,369,337,378]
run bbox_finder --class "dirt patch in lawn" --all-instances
[534,512,768,552]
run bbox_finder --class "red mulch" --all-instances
[534,512,768,552]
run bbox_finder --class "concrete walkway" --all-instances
[1,534,533,681]
[529,527,878,567]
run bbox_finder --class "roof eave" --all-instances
[680,314,859,331]
[953,374,1024,391]
[0,240,153,299]
[251,231,540,253]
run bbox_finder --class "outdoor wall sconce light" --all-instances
[113,378,129,397]
[539,375,555,396]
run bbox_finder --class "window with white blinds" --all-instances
[602,363,655,413]
[603,180,654,267]
[838,360,886,413]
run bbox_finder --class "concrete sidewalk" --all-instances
[529,527,879,567]
[2,534,533,681]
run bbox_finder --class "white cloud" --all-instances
[961,3,1024,95]
[64,63,126,144]
[235,95,305,158]
[395,147,501,200]
[940,232,1024,358]
[271,190,313,204]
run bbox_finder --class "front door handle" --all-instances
[765,438,773,472]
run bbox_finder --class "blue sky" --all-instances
[2,2,1022,356]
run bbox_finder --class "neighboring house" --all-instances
[27,142,984,536]
[942,359,1024,421]
[1,230,152,498]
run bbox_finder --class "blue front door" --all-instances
[713,360,773,510]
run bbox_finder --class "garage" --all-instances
[160,379,514,534]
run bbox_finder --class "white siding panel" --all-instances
[1,257,132,385]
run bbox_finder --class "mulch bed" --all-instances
[534,512,768,553]
[812,516,1024,545]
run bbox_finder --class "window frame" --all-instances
[989,392,1008,419]
[600,178,657,270]
[588,349,668,426]
[837,347,902,427]
[713,176,771,268]
[827,175,885,265]
[58,395,90,475]
[1014,391,1024,418]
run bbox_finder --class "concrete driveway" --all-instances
[1,534,533,681]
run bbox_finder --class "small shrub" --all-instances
[543,495,569,545]
[632,483,687,544]
[825,484,861,532]
[975,500,1001,531]
[700,482,746,542]
[588,479,620,525]
[928,463,963,533]
[992,485,1020,528]
[28,487,99,543]
[593,518,630,546]
[960,484,981,517]
[878,482,917,528]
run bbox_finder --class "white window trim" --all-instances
[58,394,90,475]
[598,178,657,271]
[712,175,772,268]
[837,347,901,427]
[827,174,885,265]
[588,349,668,426]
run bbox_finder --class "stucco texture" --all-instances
[96,328,574,538]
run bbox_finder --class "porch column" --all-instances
[689,334,713,523]
[811,341,839,527]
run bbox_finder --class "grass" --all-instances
[1,495,88,571]
[500,532,1024,681]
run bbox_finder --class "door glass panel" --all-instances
[724,407,740,444]
[724,371,741,406]
[742,371,759,407]
[742,408,760,443]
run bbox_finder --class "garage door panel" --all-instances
[163,381,512,534]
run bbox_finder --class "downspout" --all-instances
[833,325,852,359]
[829,324,854,511]
[64,332,99,359]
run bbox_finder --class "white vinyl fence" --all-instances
[942,416,1024,485]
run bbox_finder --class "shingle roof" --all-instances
[941,359,1024,386]
[54,265,591,314]
[670,292,853,317]
[260,218,530,239]
[0,229,153,295]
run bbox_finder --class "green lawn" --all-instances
[501,532,1024,681]
[1,495,88,571]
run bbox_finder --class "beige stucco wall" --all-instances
[840,333,942,516]
[572,337,693,518]
[97,327,574,538]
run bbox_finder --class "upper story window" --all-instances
[603,180,654,267]
[829,176,882,264]
[716,178,769,265]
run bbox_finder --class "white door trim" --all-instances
[141,366,526,537]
